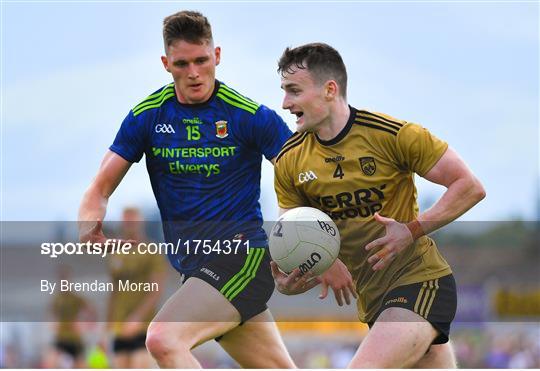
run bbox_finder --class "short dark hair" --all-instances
[278,43,348,98]
[163,10,213,48]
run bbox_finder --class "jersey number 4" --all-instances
[333,164,344,179]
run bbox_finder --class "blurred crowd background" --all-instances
[2,322,539,368]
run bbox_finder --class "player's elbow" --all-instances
[476,184,486,202]
[469,176,486,204]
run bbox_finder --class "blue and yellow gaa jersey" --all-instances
[110,80,292,274]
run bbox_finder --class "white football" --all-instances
[269,207,340,276]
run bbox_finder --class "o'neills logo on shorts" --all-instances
[200,268,220,281]
[385,297,408,305]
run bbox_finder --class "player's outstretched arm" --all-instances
[366,147,486,270]
[78,150,132,243]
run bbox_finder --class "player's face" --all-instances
[161,39,221,104]
[281,68,330,133]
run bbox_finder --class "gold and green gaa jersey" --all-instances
[274,107,452,322]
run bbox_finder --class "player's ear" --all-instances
[214,46,221,66]
[324,80,338,101]
[161,55,171,73]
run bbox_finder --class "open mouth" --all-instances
[293,111,304,120]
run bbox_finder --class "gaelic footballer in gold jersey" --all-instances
[271,43,485,369]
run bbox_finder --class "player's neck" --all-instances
[175,80,216,105]
[316,101,350,141]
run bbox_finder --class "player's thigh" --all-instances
[350,307,437,368]
[148,277,241,348]
[218,309,295,368]
[413,342,456,369]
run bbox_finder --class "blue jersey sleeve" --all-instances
[109,110,148,163]
[249,105,293,160]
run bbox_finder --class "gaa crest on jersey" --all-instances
[215,120,229,138]
[359,157,376,176]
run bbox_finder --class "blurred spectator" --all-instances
[106,207,166,368]
[47,266,96,368]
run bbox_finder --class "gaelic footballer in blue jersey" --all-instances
[110,80,289,276]
[79,10,295,368]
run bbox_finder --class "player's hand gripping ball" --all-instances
[269,207,340,276]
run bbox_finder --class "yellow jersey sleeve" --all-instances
[274,158,305,209]
[395,123,448,176]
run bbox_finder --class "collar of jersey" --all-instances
[315,105,357,146]
[174,79,221,108]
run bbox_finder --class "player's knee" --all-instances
[145,323,171,359]
[146,322,187,360]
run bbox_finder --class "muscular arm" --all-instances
[366,147,486,270]
[78,150,132,240]
[416,147,486,234]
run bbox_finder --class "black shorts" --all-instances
[54,340,83,358]
[368,274,457,345]
[113,332,147,353]
[186,247,274,323]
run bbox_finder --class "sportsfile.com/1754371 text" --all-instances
[40,239,250,258]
